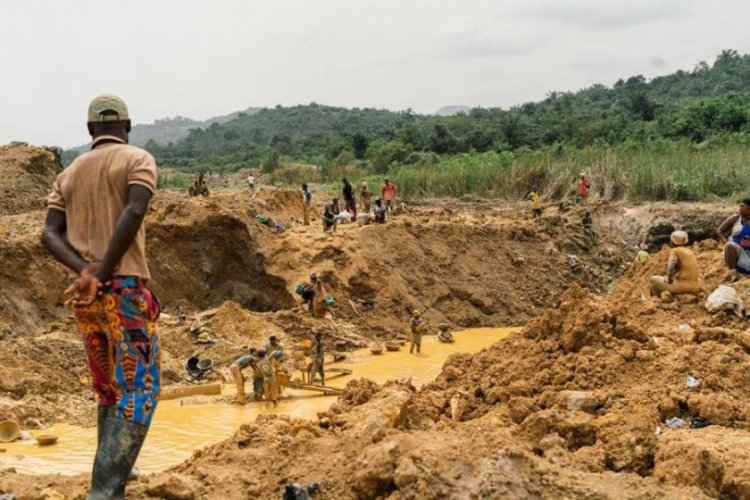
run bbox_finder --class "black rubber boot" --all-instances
[96,405,115,450]
[88,415,149,500]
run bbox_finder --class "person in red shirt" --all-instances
[577,173,590,205]
[381,178,397,212]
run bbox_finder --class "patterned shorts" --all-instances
[74,277,161,427]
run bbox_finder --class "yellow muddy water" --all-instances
[0,327,516,476]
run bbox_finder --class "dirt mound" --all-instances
[7,158,750,499]
[0,143,62,216]
[0,211,69,337]
[597,202,732,251]
[259,204,635,343]
[0,382,707,500]
[402,251,750,497]
[147,193,296,312]
[0,327,99,428]
[0,189,300,337]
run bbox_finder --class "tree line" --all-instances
[77,50,750,201]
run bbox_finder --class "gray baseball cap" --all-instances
[88,94,129,122]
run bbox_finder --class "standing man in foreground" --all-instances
[42,94,160,500]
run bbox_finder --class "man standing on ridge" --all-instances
[360,180,372,213]
[528,184,542,218]
[343,178,357,221]
[42,94,161,500]
[302,183,312,225]
[382,178,397,213]
[577,173,590,205]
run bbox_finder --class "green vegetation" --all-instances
[62,107,261,165]
[65,50,750,201]
[390,138,750,202]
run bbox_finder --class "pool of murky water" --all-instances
[0,327,516,475]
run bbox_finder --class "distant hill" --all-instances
[434,105,471,116]
[129,106,261,146]
[62,106,260,165]
[65,50,750,176]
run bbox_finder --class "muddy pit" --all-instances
[2,144,749,499]
[0,328,515,476]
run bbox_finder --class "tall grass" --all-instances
[156,170,193,190]
[390,141,750,201]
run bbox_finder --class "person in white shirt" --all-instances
[247,175,255,190]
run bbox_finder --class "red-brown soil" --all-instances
[2,144,748,499]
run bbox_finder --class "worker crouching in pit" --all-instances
[649,231,701,298]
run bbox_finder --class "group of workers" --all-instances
[301,179,395,231]
[644,198,750,298]
[527,173,591,218]
[188,173,210,197]
[230,335,285,405]
[231,332,326,404]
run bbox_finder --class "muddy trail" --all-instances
[1,144,748,499]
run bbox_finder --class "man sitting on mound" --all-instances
[649,230,701,298]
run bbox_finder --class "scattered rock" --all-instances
[146,474,199,500]
[353,440,399,497]
[393,457,419,489]
[559,390,599,414]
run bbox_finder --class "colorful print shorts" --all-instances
[74,277,161,427]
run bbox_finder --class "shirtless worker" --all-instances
[649,231,701,297]
[42,94,160,500]
[717,198,750,277]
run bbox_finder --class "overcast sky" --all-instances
[2,0,748,147]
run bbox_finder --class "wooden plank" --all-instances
[286,381,342,395]
[160,382,222,400]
